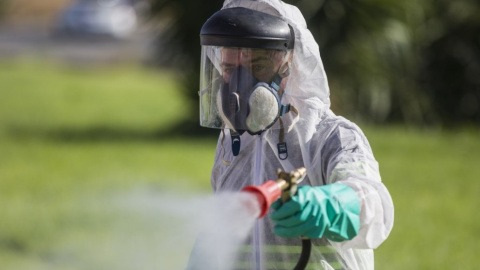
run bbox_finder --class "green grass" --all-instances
[365,127,480,269]
[1,59,479,269]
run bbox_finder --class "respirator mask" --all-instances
[215,48,292,134]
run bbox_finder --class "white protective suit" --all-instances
[209,0,394,269]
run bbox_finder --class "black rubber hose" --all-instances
[293,238,311,270]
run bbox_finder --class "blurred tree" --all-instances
[417,0,480,126]
[289,0,431,124]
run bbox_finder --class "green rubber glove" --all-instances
[270,184,360,241]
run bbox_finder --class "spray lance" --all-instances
[241,167,312,270]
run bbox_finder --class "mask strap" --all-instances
[270,74,283,92]
[230,131,241,156]
[277,118,288,160]
[278,104,299,131]
[221,129,231,166]
[276,105,300,160]
[287,105,299,132]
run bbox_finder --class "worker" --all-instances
[196,0,394,269]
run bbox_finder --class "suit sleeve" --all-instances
[321,124,394,249]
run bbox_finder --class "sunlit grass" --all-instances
[0,59,187,133]
[364,127,480,269]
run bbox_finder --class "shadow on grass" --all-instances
[7,120,220,143]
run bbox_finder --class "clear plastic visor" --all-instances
[199,46,289,131]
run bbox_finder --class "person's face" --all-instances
[220,48,286,83]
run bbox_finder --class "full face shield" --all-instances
[199,7,294,135]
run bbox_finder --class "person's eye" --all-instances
[223,67,234,74]
[252,65,264,72]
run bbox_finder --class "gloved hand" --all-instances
[270,183,360,241]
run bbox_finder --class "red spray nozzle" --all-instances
[242,180,281,218]
[241,167,307,219]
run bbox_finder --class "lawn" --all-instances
[0,59,479,269]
